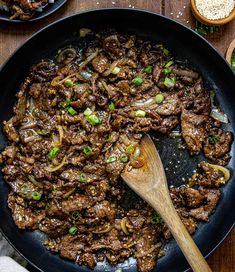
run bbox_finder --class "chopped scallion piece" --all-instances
[86,114,101,126]
[163,48,169,56]
[120,154,129,163]
[48,147,60,160]
[71,211,80,220]
[108,102,115,111]
[164,77,175,88]
[135,110,146,117]
[106,156,117,163]
[32,191,42,201]
[144,65,152,74]
[112,67,121,75]
[84,108,92,116]
[83,146,92,156]
[64,79,74,87]
[165,60,174,68]
[208,135,220,145]
[151,213,161,224]
[164,67,172,75]
[231,53,235,71]
[68,107,77,116]
[79,173,87,182]
[132,76,143,86]
[126,145,135,154]
[61,98,71,108]
[69,226,78,235]
[155,93,164,104]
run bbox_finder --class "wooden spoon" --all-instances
[225,38,235,65]
[121,135,212,272]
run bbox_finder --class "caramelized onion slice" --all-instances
[205,163,230,184]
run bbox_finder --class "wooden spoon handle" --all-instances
[225,38,235,65]
[149,191,212,272]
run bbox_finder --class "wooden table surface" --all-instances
[0,0,234,271]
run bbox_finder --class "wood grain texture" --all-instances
[0,0,234,271]
[122,136,212,272]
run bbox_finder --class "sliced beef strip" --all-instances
[181,109,209,155]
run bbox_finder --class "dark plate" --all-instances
[0,0,67,22]
[0,8,235,272]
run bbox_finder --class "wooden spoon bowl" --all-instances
[191,0,235,26]
[122,135,212,272]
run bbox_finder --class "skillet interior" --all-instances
[0,9,235,272]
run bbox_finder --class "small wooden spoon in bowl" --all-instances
[121,135,212,272]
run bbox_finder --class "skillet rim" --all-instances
[0,8,234,272]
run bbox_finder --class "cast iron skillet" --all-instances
[0,9,234,272]
[0,0,67,22]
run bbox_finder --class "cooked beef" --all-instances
[181,109,209,155]
[1,29,232,272]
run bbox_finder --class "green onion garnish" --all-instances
[69,226,78,235]
[84,108,92,116]
[144,65,153,74]
[86,114,101,126]
[208,135,220,145]
[32,191,42,201]
[126,145,135,154]
[155,93,164,104]
[108,102,115,111]
[231,53,235,71]
[79,173,87,183]
[151,213,161,224]
[68,107,77,116]
[164,67,172,75]
[64,79,74,87]
[163,48,169,56]
[106,156,117,163]
[71,211,80,220]
[112,67,121,75]
[83,146,92,156]
[48,147,60,160]
[132,76,143,86]
[164,77,175,88]
[135,110,146,117]
[61,98,71,108]
[165,60,174,68]
[120,154,129,163]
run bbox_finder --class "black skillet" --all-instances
[0,0,67,22]
[0,9,234,272]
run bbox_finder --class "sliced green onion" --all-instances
[164,77,175,88]
[64,79,74,87]
[79,173,87,183]
[86,114,101,126]
[106,156,117,163]
[164,67,172,75]
[84,108,92,116]
[165,60,174,68]
[71,211,80,220]
[68,107,77,116]
[61,98,71,108]
[112,67,121,75]
[69,226,78,235]
[155,93,164,104]
[135,110,146,117]
[132,76,143,86]
[231,53,235,71]
[196,27,207,36]
[108,102,115,111]
[208,135,220,145]
[120,154,129,163]
[104,133,113,142]
[144,65,152,74]
[151,213,161,224]
[163,48,169,56]
[48,147,60,160]
[83,145,92,156]
[32,191,42,201]
[126,145,135,154]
